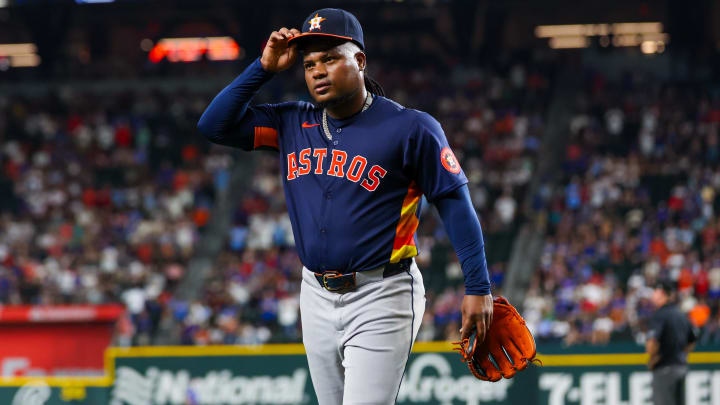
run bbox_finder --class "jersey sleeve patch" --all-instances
[253,126,279,150]
[440,147,461,174]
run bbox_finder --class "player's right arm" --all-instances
[196,28,301,150]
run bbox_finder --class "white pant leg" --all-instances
[300,270,345,405]
[341,262,426,405]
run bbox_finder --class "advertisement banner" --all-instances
[0,343,718,405]
[0,304,124,377]
[0,305,125,323]
[538,365,720,405]
[0,382,108,405]
[107,345,527,405]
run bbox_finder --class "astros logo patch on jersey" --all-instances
[441,147,461,174]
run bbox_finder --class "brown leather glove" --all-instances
[454,296,538,381]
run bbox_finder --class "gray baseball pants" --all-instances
[652,365,687,405]
[300,260,426,405]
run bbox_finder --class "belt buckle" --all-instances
[322,272,354,293]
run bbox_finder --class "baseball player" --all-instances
[197,8,492,404]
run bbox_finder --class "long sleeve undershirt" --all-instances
[197,58,274,147]
[434,185,491,295]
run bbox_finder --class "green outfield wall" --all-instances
[1,342,719,405]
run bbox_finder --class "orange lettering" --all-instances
[327,150,348,178]
[361,165,387,192]
[313,148,327,175]
[346,155,368,183]
[287,152,298,180]
[298,148,311,176]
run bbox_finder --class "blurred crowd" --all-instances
[522,71,720,346]
[0,50,552,345]
[0,89,231,345]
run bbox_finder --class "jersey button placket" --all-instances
[322,122,339,266]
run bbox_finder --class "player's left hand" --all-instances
[460,294,494,343]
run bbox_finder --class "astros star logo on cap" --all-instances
[308,13,326,31]
[288,8,366,50]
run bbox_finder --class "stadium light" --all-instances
[611,22,662,35]
[147,36,243,63]
[0,43,37,54]
[613,34,642,47]
[535,22,669,52]
[535,22,663,38]
[534,24,586,38]
[641,41,658,54]
[549,36,590,49]
[0,43,41,68]
[641,33,670,42]
[641,40,665,54]
[9,54,41,67]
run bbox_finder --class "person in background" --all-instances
[646,279,697,405]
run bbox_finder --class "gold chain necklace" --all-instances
[322,92,373,141]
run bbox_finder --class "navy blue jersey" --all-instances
[249,97,467,272]
[207,60,467,272]
[198,58,491,294]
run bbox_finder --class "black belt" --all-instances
[313,258,412,293]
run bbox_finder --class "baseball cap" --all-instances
[287,8,365,50]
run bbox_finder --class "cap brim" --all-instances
[287,32,355,48]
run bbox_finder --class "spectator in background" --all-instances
[647,279,697,405]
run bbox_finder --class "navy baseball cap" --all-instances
[287,8,365,50]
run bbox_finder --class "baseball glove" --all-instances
[453,296,538,382]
